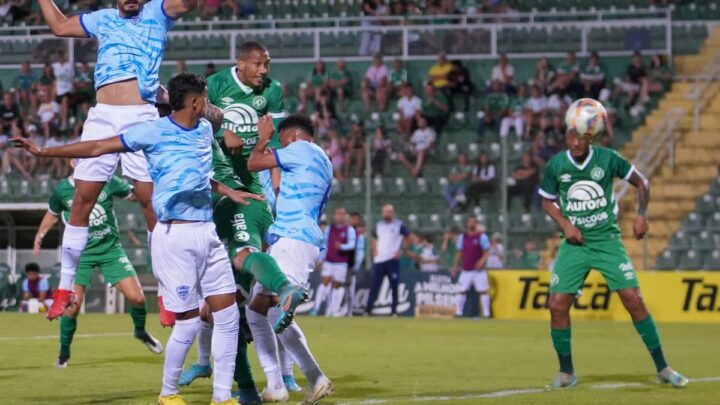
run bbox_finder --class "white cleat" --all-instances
[136,332,164,354]
[261,387,289,402]
[55,360,68,369]
[658,367,689,388]
[302,375,333,405]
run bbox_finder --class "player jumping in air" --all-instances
[37,0,199,319]
[539,119,688,389]
[15,73,262,405]
[34,162,163,367]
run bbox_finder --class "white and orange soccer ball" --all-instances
[565,98,607,140]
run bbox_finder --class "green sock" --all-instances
[242,252,289,294]
[551,327,574,374]
[130,304,147,336]
[234,311,256,390]
[59,315,77,360]
[633,315,668,373]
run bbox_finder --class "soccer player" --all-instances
[15,73,262,405]
[34,165,162,367]
[37,0,200,319]
[539,120,688,388]
[451,216,491,319]
[19,263,53,312]
[347,212,366,316]
[313,207,357,317]
[247,114,334,405]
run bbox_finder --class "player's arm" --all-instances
[34,211,59,255]
[247,115,279,171]
[451,236,463,277]
[475,234,491,269]
[204,103,224,135]
[627,169,650,240]
[211,179,265,206]
[339,227,357,251]
[542,198,583,245]
[38,0,88,38]
[11,135,126,158]
[354,235,365,271]
[162,0,200,19]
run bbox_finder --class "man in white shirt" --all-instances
[361,54,389,112]
[395,83,421,135]
[491,53,515,93]
[51,49,74,130]
[397,113,435,177]
[36,91,60,138]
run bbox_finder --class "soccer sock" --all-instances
[551,327,574,374]
[278,338,294,376]
[455,293,467,316]
[161,316,200,396]
[328,287,346,317]
[347,276,356,316]
[246,308,284,391]
[197,320,213,367]
[234,324,256,390]
[480,293,491,318]
[210,305,239,403]
[130,304,147,335]
[242,252,289,294]
[633,315,668,373]
[313,283,331,313]
[59,315,77,359]
[59,225,89,290]
[276,321,324,387]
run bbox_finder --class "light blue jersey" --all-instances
[259,170,277,215]
[79,0,174,102]
[120,117,214,222]
[269,140,333,248]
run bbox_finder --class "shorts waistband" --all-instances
[93,103,157,113]
[157,220,212,228]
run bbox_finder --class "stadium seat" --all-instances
[677,250,702,270]
[668,230,690,252]
[702,250,720,270]
[696,194,716,216]
[691,231,717,253]
[706,212,720,234]
[681,212,703,234]
[655,250,678,270]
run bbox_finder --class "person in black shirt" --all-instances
[0,92,22,137]
[613,51,649,107]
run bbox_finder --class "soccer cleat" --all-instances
[233,388,263,405]
[158,296,176,328]
[209,399,240,405]
[658,367,689,388]
[548,372,578,389]
[46,289,76,320]
[55,359,68,368]
[178,363,213,386]
[302,375,333,405]
[157,394,187,405]
[135,330,164,354]
[260,387,289,402]
[272,284,309,333]
[283,374,303,392]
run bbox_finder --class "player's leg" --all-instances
[247,291,288,402]
[57,282,86,367]
[474,270,491,318]
[179,301,213,387]
[346,272,357,317]
[387,259,400,315]
[278,338,302,392]
[365,261,386,315]
[455,271,472,317]
[327,263,348,317]
[312,263,334,316]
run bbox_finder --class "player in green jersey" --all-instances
[539,122,688,389]
[34,162,163,368]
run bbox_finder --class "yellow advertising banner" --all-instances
[488,270,720,323]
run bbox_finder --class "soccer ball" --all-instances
[564,98,607,140]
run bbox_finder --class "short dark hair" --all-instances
[168,73,207,111]
[238,41,268,60]
[25,263,41,273]
[278,114,314,138]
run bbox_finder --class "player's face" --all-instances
[467,217,477,232]
[381,205,394,221]
[26,271,39,281]
[334,208,347,224]
[237,50,270,89]
[350,214,360,227]
[566,130,591,159]
[118,0,143,17]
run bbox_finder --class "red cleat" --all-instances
[158,296,175,328]
[46,289,76,320]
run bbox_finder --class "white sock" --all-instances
[59,225,88,290]
[278,338,294,376]
[197,320,213,366]
[161,316,200,396]
[147,230,153,249]
[456,293,467,316]
[347,276,356,316]
[480,293,491,318]
[313,283,331,313]
[328,287,345,317]
[246,308,284,391]
[210,305,239,403]
[276,321,323,387]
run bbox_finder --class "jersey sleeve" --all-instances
[538,159,559,200]
[268,81,286,119]
[273,141,307,171]
[211,138,245,189]
[108,176,133,199]
[22,279,29,293]
[610,149,634,180]
[146,0,176,30]
[47,188,65,216]
[400,223,411,237]
[39,278,50,292]
[456,234,464,250]
[120,123,154,153]
[480,234,491,250]
[79,9,111,38]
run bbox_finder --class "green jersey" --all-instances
[211,137,245,191]
[207,68,285,194]
[539,146,634,242]
[48,176,131,256]
[389,68,408,87]
[485,92,509,115]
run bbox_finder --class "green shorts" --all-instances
[75,244,137,287]
[550,237,639,294]
[213,196,274,257]
[234,271,254,302]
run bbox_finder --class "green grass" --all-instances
[1,314,719,404]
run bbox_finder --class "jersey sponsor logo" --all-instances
[231,213,251,242]
[221,97,234,104]
[550,272,559,287]
[252,96,267,109]
[222,103,259,134]
[591,166,605,181]
[561,174,572,183]
[566,181,607,212]
[176,285,190,301]
[89,204,109,227]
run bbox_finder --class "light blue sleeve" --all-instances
[340,226,357,251]
[79,9,111,38]
[22,279,29,293]
[318,226,331,262]
[456,234,464,250]
[120,122,155,153]
[145,0,176,29]
[354,235,365,271]
[273,141,308,171]
[481,233,491,250]
[39,278,50,292]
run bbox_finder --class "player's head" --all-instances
[117,0,143,17]
[237,41,270,90]
[349,212,363,228]
[277,114,314,147]
[566,128,592,160]
[168,73,207,113]
[466,216,478,232]
[491,232,502,244]
[25,263,41,281]
[381,204,394,221]
[57,49,67,62]
[334,207,347,225]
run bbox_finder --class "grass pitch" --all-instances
[1,313,719,405]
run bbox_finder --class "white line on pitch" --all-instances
[0,332,131,341]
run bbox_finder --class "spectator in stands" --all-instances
[580,52,606,100]
[486,232,504,269]
[300,60,329,112]
[491,53,515,94]
[52,49,73,130]
[421,82,449,135]
[466,152,496,206]
[448,60,474,112]
[389,58,408,97]
[395,82,421,136]
[201,0,239,18]
[281,83,300,115]
[520,239,541,269]
[343,120,366,178]
[532,127,564,170]
[551,51,582,99]
[38,62,55,98]
[534,57,555,95]
[361,54,390,111]
[428,52,452,96]
[648,54,673,94]
[174,59,187,77]
[613,51,649,107]
[325,129,345,180]
[371,125,392,177]
[73,61,94,113]
[478,80,509,140]
[311,88,337,136]
[359,0,386,56]
[20,263,52,313]
[0,91,22,138]
[500,83,527,139]
[508,152,539,212]
[397,113,435,177]
[205,62,217,77]
[36,91,59,138]
[443,152,472,212]
[44,134,70,179]
[14,61,37,113]
[328,59,352,112]
[523,84,549,140]
[408,234,440,273]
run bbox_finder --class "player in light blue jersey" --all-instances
[15,73,261,405]
[38,0,200,319]
[246,114,334,405]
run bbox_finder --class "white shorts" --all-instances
[74,103,157,183]
[458,270,490,293]
[151,221,237,313]
[253,237,320,296]
[321,261,348,283]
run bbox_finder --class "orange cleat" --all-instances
[158,295,175,328]
[46,289,76,320]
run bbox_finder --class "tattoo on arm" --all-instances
[204,104,224,134]
[629,171,650,215]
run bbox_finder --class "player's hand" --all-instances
[633,215,649,240]
[222,129,243,155]
[257,114,274,143]
[562,223,584,245]
[33,233,43,255]
[227,190,265,206]
[9,137,42,155]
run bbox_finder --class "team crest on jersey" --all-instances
[550,273,559,286]
[252,96,267,109]
[131,16,140,24]
[176,285,190,301]
[235,231,250,242]
[590,166,605,181]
